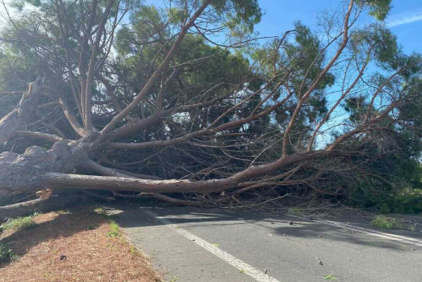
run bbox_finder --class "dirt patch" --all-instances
[0,206,161,282]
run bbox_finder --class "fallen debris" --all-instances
[315,256,323,266]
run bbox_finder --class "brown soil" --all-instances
[0,206,161,282]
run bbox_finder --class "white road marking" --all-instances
[290,215,422,248]
[143,209,281,282]
[321,220,422,248]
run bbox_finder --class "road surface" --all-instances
[110,204,422,282]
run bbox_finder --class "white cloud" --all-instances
[386,9,422,28]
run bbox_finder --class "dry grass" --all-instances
[0,207,161,282]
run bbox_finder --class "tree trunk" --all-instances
[0,133,100,197]
[0,76,44,144]
[0,193,87,221]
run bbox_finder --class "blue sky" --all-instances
[144,0,422,54]
[255,0,422,54]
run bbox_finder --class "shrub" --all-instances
[0,243,14,263]
[371,215,403,229]
[107,221,120,238]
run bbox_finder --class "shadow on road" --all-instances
[109,202,422,252]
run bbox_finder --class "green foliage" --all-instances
[0,243,15,263]
[364,0,393,21]
[111,2,265,177]
[116,6,165,56]
[10,0,42,11]
[107,221,120,238]
[371,215,402,229]
[94,207,107,215]
[340,45,422,212]
[1,216,36,232]
[211,0,262,33]
[343,96,367,123]
[283,22,335,92]
[288,207,305,216]
[129,245,139,256]
[351,24,401,69]
[346,153,422,213]
[325,274,338,281]
[378,188,422,214]
[94,207,119,219]
[57,210,70,215]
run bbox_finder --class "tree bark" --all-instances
[0,76,44,144]
[0,133,98,197]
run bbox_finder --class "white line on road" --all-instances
[290,215,422,248]
[321,220,422,248]
[142,209,281,282]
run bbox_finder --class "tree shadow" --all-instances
[271,221,415,251]
[110,201,422,252]
[0,205,107,267]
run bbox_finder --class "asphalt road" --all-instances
[111,204,422,282]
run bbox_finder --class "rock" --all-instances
[59,254,67,260]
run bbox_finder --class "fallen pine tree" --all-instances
[0,0,421,218]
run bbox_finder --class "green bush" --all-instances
[372,215,403,229]
[378,188,422,214]
[347,151,422,214]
